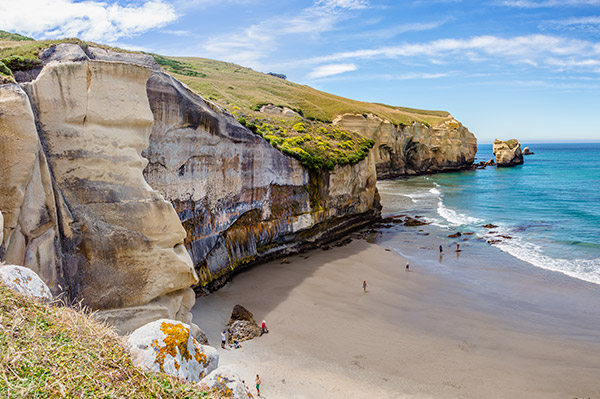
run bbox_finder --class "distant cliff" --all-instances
[333,113,477,178]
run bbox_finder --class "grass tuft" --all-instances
[0,282,222,398]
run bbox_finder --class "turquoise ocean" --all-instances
[377,143,600,286]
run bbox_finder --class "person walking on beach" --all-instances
[455,243,460,252]
[439,244,443,253]
[363,280,367,292]
[406,262,410,271]
[221,330,227,349]
[255,374,262,396]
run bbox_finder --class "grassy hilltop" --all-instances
[0,31,451,170]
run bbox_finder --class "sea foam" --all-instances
[493,236,600,285]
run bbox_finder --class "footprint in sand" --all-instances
[458,340,476,352]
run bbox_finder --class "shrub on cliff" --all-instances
[0,55,41,71]
[0,283,221,398]
[251,117,374,170]
[0,61,15,84]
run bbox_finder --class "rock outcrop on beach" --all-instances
[493,139,524,167]
[226,304,262,342]
[200,366,253,398]
[333,113,477,178]
[1,43,380,332]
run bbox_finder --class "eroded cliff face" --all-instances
[333,113,477,178]
[1,44,381,334]
[143,72,380,291]
[1,51,198,334]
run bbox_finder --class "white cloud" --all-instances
[500,0,600,7]
[292,34,600,74]
[199,0,369,68]
[542,16,600,35]
[307,63,358,78]
[0,0,177,42]
[314,0,370,11]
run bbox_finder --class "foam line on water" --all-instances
[493,236,600,285]
[436,201,484,227]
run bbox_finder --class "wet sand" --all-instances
[193,237,600,399]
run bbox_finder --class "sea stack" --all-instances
[523,146,534,155]
[493,139,524,167]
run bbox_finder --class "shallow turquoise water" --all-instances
[378,143,600,285]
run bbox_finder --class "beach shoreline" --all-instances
[193,228,600,399]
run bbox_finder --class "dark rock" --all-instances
[336,238,352,247]
[228,320,262,343]
[498,235,512,239]
[448,232,462,238]
[229,304,257,325]
[482,224,498,229]
[463,232,474,235]
[523,147,534,155]
[404,217,429,226]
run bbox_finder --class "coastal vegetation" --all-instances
[237,112,374,170]
[0,283,220,398]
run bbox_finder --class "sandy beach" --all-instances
[193,234,600,399]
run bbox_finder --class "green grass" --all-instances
[0,282,221,399]
[0,61,14,83]
[166,56,451,127]
[0,30,34,42]
[241,117,374,170]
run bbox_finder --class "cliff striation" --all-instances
[333,113,477,178]
[1,43,381,333]
[143,70,380,292]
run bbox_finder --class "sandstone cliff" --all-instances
[493,139,523,167]
[333,113,477,178]
[143,70,380,291]
[1,43,380,333]
[1,47,198,333]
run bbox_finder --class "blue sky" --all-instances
[2,0,600,142]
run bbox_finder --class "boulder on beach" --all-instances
[227,304,262,342]
[404,216,429,226]
[199,365,253,398]
[448,232,462,238]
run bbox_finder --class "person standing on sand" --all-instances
[456,243,460,252]
[221,330,227,349]
[255,374,261,396]
[363,280,367,292]
[439,244,443,253]
[406,262,410,271]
